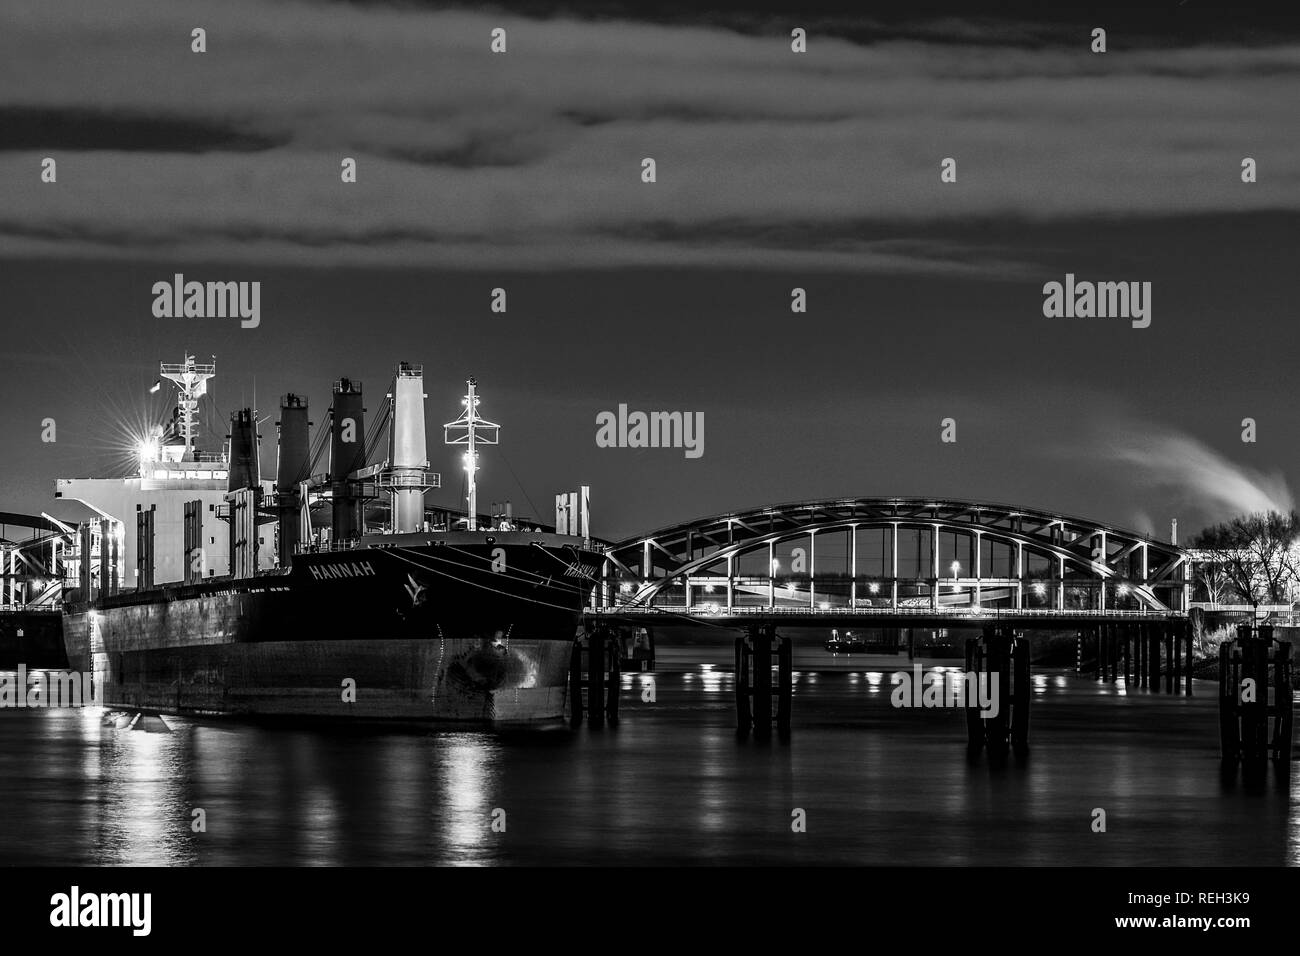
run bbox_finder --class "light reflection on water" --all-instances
[0,653,1294,866]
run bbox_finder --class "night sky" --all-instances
[2,1,1297,542]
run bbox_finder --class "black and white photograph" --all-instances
[1,0,1296,938]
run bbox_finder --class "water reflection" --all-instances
[436,735,498,866]
[0,666,1293,866]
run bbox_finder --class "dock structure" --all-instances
[1218,625,1293,770]
[733,625,793,738]
[964,626,1030,759]
[568,626,621,728]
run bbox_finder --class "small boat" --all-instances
[824,630,869,654]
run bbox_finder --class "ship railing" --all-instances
[294,539,365,555]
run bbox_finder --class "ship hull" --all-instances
[62,533,600,724]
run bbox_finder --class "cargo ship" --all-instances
[58,356,602,723]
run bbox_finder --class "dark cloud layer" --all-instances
[0,1,1295,540]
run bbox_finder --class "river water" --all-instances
[0,646,1294,866]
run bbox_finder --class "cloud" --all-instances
[1,0,1298,270]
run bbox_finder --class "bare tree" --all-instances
[1190,510,1300,607]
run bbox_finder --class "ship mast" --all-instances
[159,354,216,461]
[443,378,499,532]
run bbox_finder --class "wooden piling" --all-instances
[1095,625,1105,683]
[605,634,620,725]
[1153,623,1162,692]
[734,636,751,734]
[1011,634,1030,757]
[1123,625,1131,683]
[1110,624,1119,684]
[752,626,772,739]
[985,627,1011,758]
[1274,641,1293,764]
[777,636,792,734]
[1171,623,1181,694]
[588,627,605,729]
[1170,624,1180,691]
[1218,641,1238,761]
[569,638,584,726]
[965,637,984,754]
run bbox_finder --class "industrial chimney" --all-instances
[226,408,262,578]
[275,393,311,566]
[1171,518,1178,546]
[386,363,434,533]
[329,378,366,542]
[227,408,260,492]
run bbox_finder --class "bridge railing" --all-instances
[586,605,1183,618]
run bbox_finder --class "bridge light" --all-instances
[619,582,633,594]
[868,582,880,594]
[1117,583,1130,596]
[950,561,960,577]
[704,583,716,593]
[1032,582,1046,597]
[771,558,780,573]
[819,602,830,610]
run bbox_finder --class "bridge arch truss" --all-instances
[595,498,1190,617]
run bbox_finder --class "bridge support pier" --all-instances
[1145,623,1156,690]
[1123,624,1132,684]
[568,627,620,728]
[966,626,1029,759]
[1094,625,1105,683]
[1170,623,1180,693]
[735,626,790,738]
[1114,624,1122,683]
[1184,621,1194,696]
[1170,624,1180,691]
[1154,623,1165,691]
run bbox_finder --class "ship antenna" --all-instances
[443,377,499,531]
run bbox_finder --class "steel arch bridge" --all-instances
[590,497,1190,621]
